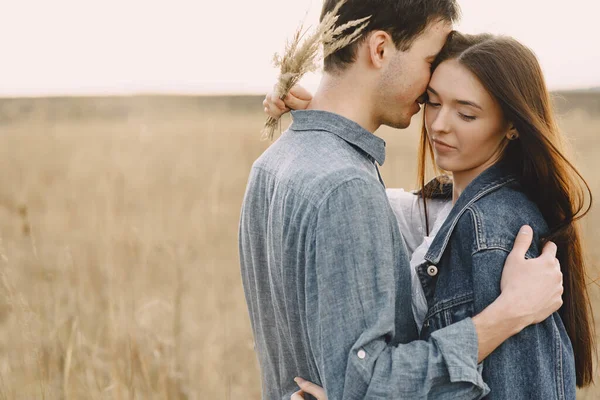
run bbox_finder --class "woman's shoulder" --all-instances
[466,183,548,256]
[470,182,544,223]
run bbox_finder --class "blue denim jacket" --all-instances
[418,162,576,399]
[240,110,489,400]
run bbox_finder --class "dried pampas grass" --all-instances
[261,0,371,140]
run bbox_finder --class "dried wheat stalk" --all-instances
[261,0,371,140]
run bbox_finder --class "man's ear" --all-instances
[367,31,393,69]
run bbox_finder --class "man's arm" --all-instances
[472,225,562,362]
[470,247,569,398]
[312,177,484,399]
[310,178,561,399]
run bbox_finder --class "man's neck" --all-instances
[307,72,380,133]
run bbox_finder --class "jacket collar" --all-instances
[424,162,518,265]
[290,110,386,165]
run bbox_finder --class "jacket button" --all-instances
[357,349,366,359]
[427,265,438,277]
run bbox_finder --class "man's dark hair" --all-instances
[321,0,461,72]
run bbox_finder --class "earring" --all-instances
[507,133,519,141]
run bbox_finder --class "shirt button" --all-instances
[357,349,366,359]
[427,265,438,277]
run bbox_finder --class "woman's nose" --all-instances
[431,108,451,134]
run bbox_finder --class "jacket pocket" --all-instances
[420,293,474,339]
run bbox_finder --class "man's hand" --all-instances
[500,225,563,327]
[473,225,563,362]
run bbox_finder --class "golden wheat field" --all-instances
[0,93,598,399]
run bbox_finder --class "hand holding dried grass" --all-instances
[261,0,371,140]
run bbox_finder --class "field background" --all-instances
[0,92,598,399]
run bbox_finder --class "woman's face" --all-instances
[424,59,513,181]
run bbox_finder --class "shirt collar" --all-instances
[424,162,518,265]
[290,110,386,165]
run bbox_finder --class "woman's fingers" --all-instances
[283,84,312,110]
[263,92,286,119]
[291,390,305,400]
[263,83,313,118]
[283,93,311,110]
[289,84,313,101]
[294,377,327,400]
[276,98,287,110]
[268,91,287,111]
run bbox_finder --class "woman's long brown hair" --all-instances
[417,32,596,387]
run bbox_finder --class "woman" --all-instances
[265,32,595,399]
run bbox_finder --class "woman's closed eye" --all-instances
[459,113,477,122]
[425,98,477,121]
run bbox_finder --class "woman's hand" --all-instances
[263,85,313,119]
[290,377,327,400]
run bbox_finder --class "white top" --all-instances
[386,188,453,332]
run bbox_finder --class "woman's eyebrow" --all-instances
[427,86,483,110]
[457,100,483,110]
[426,86,438,95]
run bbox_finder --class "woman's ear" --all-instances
[506,124,519,141]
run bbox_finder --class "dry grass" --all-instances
[0,94,598,399]
[262,0,371,140]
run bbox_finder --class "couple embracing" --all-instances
[240,1,595,398]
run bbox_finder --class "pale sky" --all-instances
[0,0,598,96]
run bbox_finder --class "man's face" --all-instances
[376,20,452,129]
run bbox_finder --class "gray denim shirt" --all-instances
[239,110,489,399]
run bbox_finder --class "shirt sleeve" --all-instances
[311,178,489,399]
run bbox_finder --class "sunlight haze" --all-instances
[0,0,598,96]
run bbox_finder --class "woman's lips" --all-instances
[432,138,456,152]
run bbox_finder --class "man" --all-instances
[240,1,563,398]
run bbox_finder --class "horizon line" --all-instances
[0,86,598,100]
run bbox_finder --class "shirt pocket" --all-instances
[420,293,474,339]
